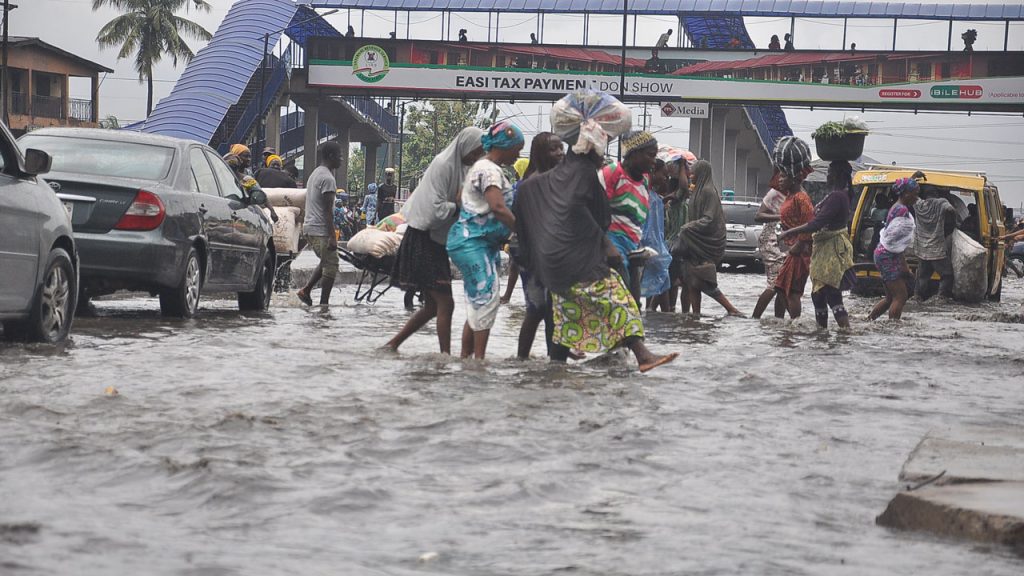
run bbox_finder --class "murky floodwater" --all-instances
[2,270,1022,575]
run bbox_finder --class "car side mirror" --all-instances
[23,148,52,176]
[249,188,267,206]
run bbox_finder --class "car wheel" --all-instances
[1008,256,1024,279]
[160,248,201,318]
[20,248,77,343]
[238,249,274,312]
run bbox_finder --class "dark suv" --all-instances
[0,121,77,343]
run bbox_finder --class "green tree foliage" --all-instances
[98,115,121,129]
[347,146,365,198]
[399,100,493,188]
[93,0,213,117]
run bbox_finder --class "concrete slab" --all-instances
[900,426,1024,485]
[878,426,1024,557]
[877,482,1024,554]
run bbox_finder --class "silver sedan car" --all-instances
[0,121,77,343]
[19,128,276,318]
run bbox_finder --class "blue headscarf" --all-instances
[481,121,524,152]
[368,182,378,194]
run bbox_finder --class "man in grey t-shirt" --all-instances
[297,141,343,306]
[913,186,957,301]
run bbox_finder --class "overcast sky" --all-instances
[14,0,1024,206]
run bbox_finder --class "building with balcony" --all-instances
[3,37,113,136]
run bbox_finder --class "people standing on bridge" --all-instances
[784,33,794,51]
[530,33,539,44]
[780,160,856,329]
[384,126,485,354]
[447,121,524,360]
[671,160,743,318]
[459,29,468,42]
[515,90,676,372]
[656,28,672,48]
[377,167,398,220]
[770,137,815,320]
[506,132,565,359]
[869,177,919,321]
[768,35,781,51]
[296,141,343,307]
[600,130,657,290]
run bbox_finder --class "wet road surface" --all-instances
[2,271,1023,575]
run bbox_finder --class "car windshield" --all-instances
[18,135,175,181]
[723,203,758,226]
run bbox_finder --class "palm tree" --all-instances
[93,0,213,116]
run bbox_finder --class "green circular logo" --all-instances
[352,45,390,83]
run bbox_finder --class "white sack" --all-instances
[347,227,402,258]
[263,206,302,254]
[951,229,987,302]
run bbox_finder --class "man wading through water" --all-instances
[297,141,344,307]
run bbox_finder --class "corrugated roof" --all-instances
[141,0,299,142]
[300,1,1024,21]
[9,36,114,73]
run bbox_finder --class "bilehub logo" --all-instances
[930,85,983,99]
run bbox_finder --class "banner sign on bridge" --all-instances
[305,39,1024,111]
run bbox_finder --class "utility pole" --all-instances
[640,102,650,131]
[2,1,15,126]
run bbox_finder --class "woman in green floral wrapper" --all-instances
[513,90,677,372]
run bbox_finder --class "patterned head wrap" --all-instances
[550,89,632,156]
[229,144,250,157]
[772,136,813,179]
[481,121,525,152]
[892,177,920,196]
[620,131,657,158]
[265,154,283,168]
[368,182,379,194]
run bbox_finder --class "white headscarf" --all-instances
[401,126,484,244]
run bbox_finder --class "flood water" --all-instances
[2,270,1022,575]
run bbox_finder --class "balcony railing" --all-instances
[10,92,27,115]
[70,98,93,122]
[32,94,64,119]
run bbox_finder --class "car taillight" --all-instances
[114,189,165,231]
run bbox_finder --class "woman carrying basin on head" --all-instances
[384,127,486,355]
[781,160,857,329]
[447,121,525,360]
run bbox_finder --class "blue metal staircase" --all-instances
[138,0,398,153]
[681,14,793,154]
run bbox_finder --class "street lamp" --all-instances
[256,8,339,149]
